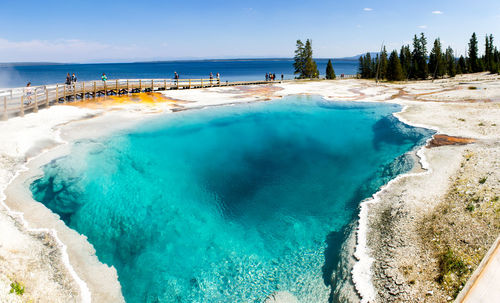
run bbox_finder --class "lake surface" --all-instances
[0,59,358,88]
[31,96,432,302]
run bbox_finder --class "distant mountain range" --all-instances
[329,52,379,61]
[0,62,66,66]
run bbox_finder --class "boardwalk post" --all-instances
[189,79,191,89]
[151,79,154,92]
[45,89,49,107]
[139,79,142,92]
[63,85,67,103]
[82,82,86,100]
[93,81,97,97]
[176,79,179,89]
[2,96,7,121]
[164,79,167,90]
[201,79,203,88]
[33,89,38,113]
[20,89,25,117]
[73,83,77,101]
[115,80,119,95]
[127,80,130,93]
[56,85,59,102]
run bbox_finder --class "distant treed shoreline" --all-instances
[358,33,500,81]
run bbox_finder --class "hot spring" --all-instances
[31,96,433,302]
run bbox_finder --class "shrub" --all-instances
[466,204,475,212]
[437,248,470,297]
[10,281,25,296]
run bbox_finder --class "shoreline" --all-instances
[349,102,440,302]
[0,108,142,302]
[0,74,499,302]
[351,139,433,302]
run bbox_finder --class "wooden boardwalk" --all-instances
[0,78,275,120]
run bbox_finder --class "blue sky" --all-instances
[1,0,499,62]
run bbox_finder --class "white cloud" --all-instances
[432,10,443,15]
[363,8,373,11]
[418,25,428,29]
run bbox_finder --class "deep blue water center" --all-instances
[31,96,432,302]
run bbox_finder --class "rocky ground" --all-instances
[367,142,500,302]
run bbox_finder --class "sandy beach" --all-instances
[1,73,499,302]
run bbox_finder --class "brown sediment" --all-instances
[349,88,367,100]
[426,134,476,148]
[414,87,460,97]
[389,88,409,100]
[387,86,495,103]
[231,85,283,98]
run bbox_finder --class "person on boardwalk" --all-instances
[101,73,107,82]
[281,73,284,81]
[174,72,179,85]
[265,73,269,81]
[25,82,33,105]
[65,73,71,85]
[216,72,220,85]
[71,73,77,83]
[209,72,213,85]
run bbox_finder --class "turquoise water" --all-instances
[31,96,432,302]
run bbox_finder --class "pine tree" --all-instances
[378,47,389,80]
[411,33,429,79]
[444,47,456,77]
[468,32,481,72]
[387,50,404,81]
[429,38,446,78]
[399,45,412,79]
[293,40,306,78]
[326,59,336,79]
[457,56,467,74]
[484,34,495,73]
[293,39,319,78]
[304,39,319,78]
[371,54,377,78]
[359,53,373,78]
[365,53,375,79]
[358,56,364,77]
[494,47,500,74]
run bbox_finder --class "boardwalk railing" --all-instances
[0,78,274,120]
[338,74,358,79]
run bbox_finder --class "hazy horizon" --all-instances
[0,56,370,65]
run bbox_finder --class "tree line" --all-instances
[358,32,500,81]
